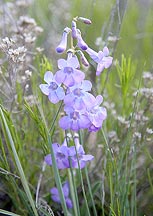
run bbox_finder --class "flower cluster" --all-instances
[39,18,111,131]
[39,16,113,209]
[45,135,94,209]
[45,137,94,170]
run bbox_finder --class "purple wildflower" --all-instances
[56,27,71,53]
[86,46,113,75]
[45,138,93,169]
[59,106,90,131]
[55,54,85,87]
[39,71,65,104]
[50,181,73,209]
[64,80,95,110]
[44,143,71,169]
[71,137,94,169]
[87,95,107,131]
[44,141,77,169]
[77,29,88,50]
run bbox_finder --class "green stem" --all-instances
[68,169,80,216]
[35,101,69,216]
[47,135,69,216]
[85,167,98,216]
[0,107,39,216]
[101,128,114,215]
[49,101,63,133]
[0,209,21,216]
[79,131,97,216]
[73,137,91,216]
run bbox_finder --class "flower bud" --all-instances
[56,27,71,53]
[78,50,89,67]
[71,21,77,39]
[78,17,92,25]
[77,29,88,50]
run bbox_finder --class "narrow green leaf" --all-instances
[0,107,39,216]
[0,209,21,216]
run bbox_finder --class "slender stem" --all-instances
[47,135,69,216]
[68,169,80,216]
[101,128,114,216]
[65,131,81,216]
[79,131,97,216]
[73,136,91,216]
[35,101,69,216]
[85,167,98,216]
[49,101,63,133]
[35,162,46,208]
[0,209,21,216]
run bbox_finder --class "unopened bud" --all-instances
[71,21,77,39]
[78,50,89,67]
[56,27,71,53]
[77,29,88,50]
[78,17,92,25]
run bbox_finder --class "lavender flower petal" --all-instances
[39,84,50,95]
[59,116,71,130]
[55,69,65,84]
[44,71,54,84]
[58,59,67,69]
[67,56,80,69]
[50,182,73,209]
[66,198,73,209]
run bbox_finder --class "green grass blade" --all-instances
[0,107,38,216]
[84,166,98,216]
[47,135,69,216]
[68,168,80,216]
[0,209,21,216]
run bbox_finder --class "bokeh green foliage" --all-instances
[0,0,153,215]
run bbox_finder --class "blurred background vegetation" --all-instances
[0,0,153,215]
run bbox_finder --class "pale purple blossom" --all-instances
[64,80,95,110]
[59,106,90,131]
[86,46,113,75]
[44,143,71,169]
[87,95,107,131]
[55,54,85,87]
[56,27,71,53]
[50,181,73,209]
[71,137,94,169]
[39,71,65,104]
[45,139,94,169]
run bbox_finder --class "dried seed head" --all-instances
[18,16,36,27]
